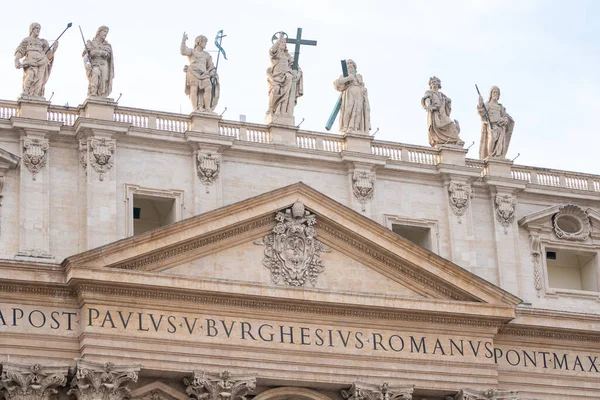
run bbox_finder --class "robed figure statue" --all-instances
[14,23,59,98]
[333,59,371,134]
[83,26,114,98]
[181,33,219,112]
[266,34,303,118]
[421,76,463,147]
[478,86,514,159]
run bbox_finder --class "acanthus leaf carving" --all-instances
[183,371,256,400]
[448,182,472,222]
[453,389,519,400]
[78,140,88,177]
[196,152,222,193]
[260,201,325,287]
[528,234,542,293]
[341,382,413,400]
[495,194,517,233]
[352,170,375,212]
[22,138,49,180]
[68,359,140,400]
[89,138,116,181]
[0,362,68,400]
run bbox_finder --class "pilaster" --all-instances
[342,153,386,218]
[0,148,20,243]
[0,362,69,400]
[443,175,476,270]
[68,359,140,400]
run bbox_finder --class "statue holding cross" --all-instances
[266,28,317,125]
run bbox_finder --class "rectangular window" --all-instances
[133,194,176,236]
[392,224,432,251]
[546,248,599,292]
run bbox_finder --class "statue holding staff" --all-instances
[181,32,219,112]
[477,86,514,159]
[333,59,370,134]
[82,26,114,98]
[421,76,463,147]
[14,23,59,98]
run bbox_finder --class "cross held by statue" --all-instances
[272,28,317,72]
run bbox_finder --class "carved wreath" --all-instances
[261,201,325,287]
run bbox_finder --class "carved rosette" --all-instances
[352,170,375,212]
[88,138,116,181]
[552,204,591,241]
[261,201,325,287]
[183,371,256,400]
[68,359,140,400]
[22,138,49,180]
[495,194,517,233]
[448,182,472,222]
[196,152,222,192]
[341,382,413,400]
[0,362,68,400]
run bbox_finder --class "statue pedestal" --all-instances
[485,157,513,178]
[190,111,221,135]
[343,132,373,154]
[438,144,467,166]
[82,97,116,120]
[17,97,50,120]
[268,122,298,147]
[265,113,294,127]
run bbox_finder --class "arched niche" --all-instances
[253,387,333,400]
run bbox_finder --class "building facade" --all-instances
[0,98,599,400]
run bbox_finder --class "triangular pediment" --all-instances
[64,182,520,323]
[519,203,600,241]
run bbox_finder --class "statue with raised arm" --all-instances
[83,26,114,98]
[333,59,370,134]
[478,86,514,159]
[421,76,464,147]
[266,34,303,118]
[14,23,59,99]
[181,32,219,112]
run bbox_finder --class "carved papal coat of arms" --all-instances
[261,201,325,287]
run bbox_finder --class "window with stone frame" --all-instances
[124,184,184,237]
[385,215,439,253]
[544,247,600,293]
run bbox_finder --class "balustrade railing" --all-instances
[511,165,600,192]
[47,107,79,125]
[371,141,440,165]
[0,101,18,120]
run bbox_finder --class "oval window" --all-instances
[555,215,582,234]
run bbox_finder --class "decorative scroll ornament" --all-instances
[183,371,256,400]
[89,138,116,181]
[196,152,222,192]
[495,194,517,233]
[448,182,472,222]
[78,140,88,175]
[22,138,49,180]
[0,362,68,400]
[68,359,140,400]
[341,382,413,400]
[261,201,325,286]
[529,234,542,293]
[451,389,519,400]
[352,170,375,212]
[552,204,591,241]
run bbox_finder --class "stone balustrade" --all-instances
[0,99,599,193]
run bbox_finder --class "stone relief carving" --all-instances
[183,371,256,400]
[421,76,464,148]
[83,26,114,98]
[341,382,413,400]
[478,86,515,160]
[529,234,542,292]
[352,170,375,212]
[22,138,49,180]
[452,389,519,400]
[135,391,168,400]
[89,138,116,181]
[78,140,88,174]
[552,204,591,241]
[68,359,140,400]
[196,151,222,192]
[0,362,68,400]
[334,59,371,134]
[259,201,325,287]
[14,23,58,99]
[448,182,472,222]
[495,194,517,233]
[181,33,219,112]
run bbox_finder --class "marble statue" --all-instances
[421,76,464,147]
[181,32,219,112]
[14,23,58,99]
[478,86,514,159]
[83,26,114,98]
[333,59,371,134]
[266,34,303,118]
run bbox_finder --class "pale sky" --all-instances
[1,0,599,175]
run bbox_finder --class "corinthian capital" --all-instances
[183,371,256,400]
[341,382,413,400]
[68,359,140,400]
[0,362,68,400]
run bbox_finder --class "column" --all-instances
[444,177,477,270]
[341,382,413,400]
[0,362,69,400]
[184,371,256,400]
[69,359,140,400]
